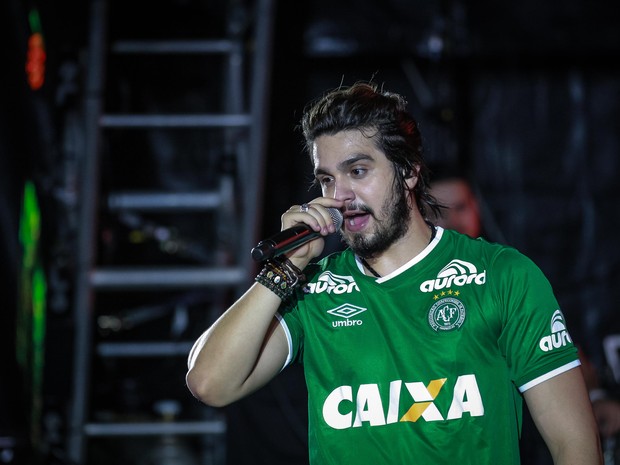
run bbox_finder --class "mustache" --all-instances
[346,203,373,215]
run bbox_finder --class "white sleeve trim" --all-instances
[275,312,294,371]
[518,359,581,393]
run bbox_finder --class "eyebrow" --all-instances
[314,153,375,177]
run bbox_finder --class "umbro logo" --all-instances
[327,304,367,328]
[327,304,367,319]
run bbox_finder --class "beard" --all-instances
[342,183,411,259]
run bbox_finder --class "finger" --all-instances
[286,203,335,235]
[283,204,322,232]
[308,203,341,234]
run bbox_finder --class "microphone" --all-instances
[251,208,343,262]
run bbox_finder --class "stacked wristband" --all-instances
[255,256,306,300]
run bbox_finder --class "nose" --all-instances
[332,176,355,203]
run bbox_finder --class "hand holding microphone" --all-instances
[251,203,343,262]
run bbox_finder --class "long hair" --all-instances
[301,82,441,219]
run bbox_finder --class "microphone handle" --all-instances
[251,207,343,262]
[251,225,319,262]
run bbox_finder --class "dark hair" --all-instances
[301,82,441,219]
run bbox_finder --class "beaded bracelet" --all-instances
[255,256,306,300]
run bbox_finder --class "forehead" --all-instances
[311,129,384,169]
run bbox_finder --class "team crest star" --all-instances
[454,291,460,296]
[433,294,439,300]
[447,289,453,295]
[440,291,446,296]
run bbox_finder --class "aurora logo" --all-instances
[305,271,360,295]
[420,259,486,293]
[539,310,573,352]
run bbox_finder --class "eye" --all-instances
[350,167,367,178]
[316,175,334,187]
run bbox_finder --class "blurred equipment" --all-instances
[64,0,274,464]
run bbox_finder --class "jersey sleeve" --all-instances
[276,285,308,370]
[276,255,343,370]
[492,248,579,392]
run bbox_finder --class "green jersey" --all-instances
[278,227,579,464]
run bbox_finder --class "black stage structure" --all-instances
[1,1,620,464]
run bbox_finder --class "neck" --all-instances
[359,217,435,277]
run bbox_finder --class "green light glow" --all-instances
[28,8,43,35]
[17,180,46,447]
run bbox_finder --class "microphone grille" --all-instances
[328,208,344,230]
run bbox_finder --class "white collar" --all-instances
[354,226,444,282]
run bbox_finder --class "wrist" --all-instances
[255,256,306,300]
[287,255,310,272]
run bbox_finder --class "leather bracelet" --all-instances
[255,256,305,300]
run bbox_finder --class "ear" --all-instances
[404,165,420,190]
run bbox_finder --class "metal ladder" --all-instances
[66,0,274,462]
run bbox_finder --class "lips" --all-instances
[345,213,370,233]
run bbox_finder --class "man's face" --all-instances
[312,130,411,258]
[430,179,481,238]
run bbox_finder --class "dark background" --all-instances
[1,0,619,464]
